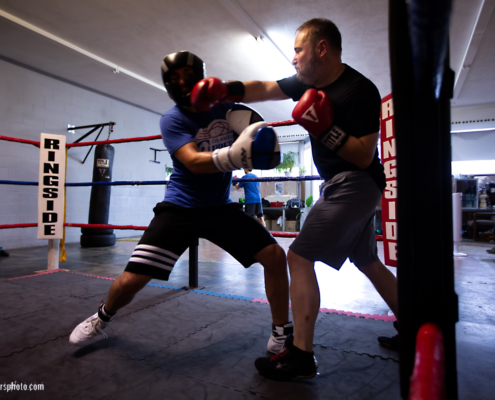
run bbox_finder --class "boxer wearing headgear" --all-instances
[69,51,292,358]
[161,51,205,107]
[161,52,279,171]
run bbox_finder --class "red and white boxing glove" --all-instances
[191,77,245,112]
[292,89,349,152]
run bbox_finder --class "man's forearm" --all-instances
[174,143,220,174]
[243,81,289,103]
[336,133,379,170]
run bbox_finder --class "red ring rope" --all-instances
[271,231,298,238]
[0,223,384,242]
[66,135,162,147]
[0,222,300,238]
[1,119,299,149]
[0,135,40,147]
[0,223,38,229]
[267,119,297,127]
[64,223,147,230]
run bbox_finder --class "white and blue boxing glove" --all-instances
[212,121,280,171]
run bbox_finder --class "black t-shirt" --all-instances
[278,65,386,192]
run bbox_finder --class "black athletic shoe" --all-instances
[254,334,317,380]
[378,321,399,350]
[0,250,9,257]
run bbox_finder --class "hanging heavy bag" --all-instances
[80,144,116,247]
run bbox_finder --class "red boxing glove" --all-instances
[292,89,334,135]
[191,77,245,112]
[292,89,349,152]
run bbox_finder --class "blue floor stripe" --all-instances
[191,289,254,301]
[146,282,255,301]
[147,283,183,290]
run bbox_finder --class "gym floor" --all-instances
[0,237,397,315]
[0,236,494,399]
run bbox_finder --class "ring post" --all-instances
[38,133,66,272]
[389,0,458,397]
[188,238,199,289]
[47,239,60,270]
[452,193,466,257]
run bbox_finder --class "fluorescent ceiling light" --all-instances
[265,30,295,64]
[452,160,495,175]
[0,8,165,91]
[218,0,294,76]
[235,34,295,78]
[451,127,495,133]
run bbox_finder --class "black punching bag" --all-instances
[80,144,116,247]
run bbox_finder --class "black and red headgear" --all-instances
[161,51,205,107]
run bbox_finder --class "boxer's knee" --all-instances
[116,271,151,294]
[256,243,286,271]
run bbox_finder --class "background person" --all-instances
[482,224,495,254]
[192,18,399,380]
[0,246,9,257]
[69,51,293,355]
[235,168,266,227]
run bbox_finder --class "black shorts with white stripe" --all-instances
[126,244,179,280]
[124,201,277,281]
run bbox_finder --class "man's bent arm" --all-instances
[174,142,219,174]
[337,132,379,170]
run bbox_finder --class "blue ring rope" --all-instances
[0,180,38,185]
[0,175,323,187]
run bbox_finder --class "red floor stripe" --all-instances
[65,271,117,280]
[251,298,395,321]
[0,269,63,281]
[319,307,396,321]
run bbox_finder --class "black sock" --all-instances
[98,302,116,322]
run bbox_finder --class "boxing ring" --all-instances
[0,129,386,290]
[1,115,450,398]
[0,123,406,399]
[0,121,325,286]
[1,117,446,399]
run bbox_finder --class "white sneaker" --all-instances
[69,312,110,346]
[267,322,293,354]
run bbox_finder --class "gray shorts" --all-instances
[290,171,381,270]
[245,203,263,217]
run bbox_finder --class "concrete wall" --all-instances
[452,129,495,162]
[451,102,495,132]
[0,59,171,249]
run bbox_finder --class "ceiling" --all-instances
[1,0,494,140]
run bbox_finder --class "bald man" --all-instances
[192,18,398,380]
